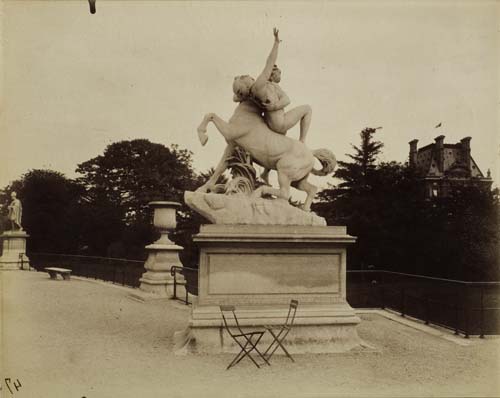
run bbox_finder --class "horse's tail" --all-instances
[311,148,337,176]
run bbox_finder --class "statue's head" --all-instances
[233,75,255,102]
[10,191,17,199]
[270,65,281,83]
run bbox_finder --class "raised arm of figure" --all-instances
[253,28,281,91]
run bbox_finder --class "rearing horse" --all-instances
[196,99,336,211]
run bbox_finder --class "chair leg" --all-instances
[264,329,294,362]
[241,333,268,368]
[263,329,282,359]
[248,333,271,367]
[273,338,294,362]
[227,337,262,369]
[227,340,255,369]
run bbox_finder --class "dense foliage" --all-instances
[0,170,86,253]
[2,134,497,280]
[74,139,202,259]
[313,128,499,281]
[1,140,207,263]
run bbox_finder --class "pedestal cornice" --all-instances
[194,224,356,245]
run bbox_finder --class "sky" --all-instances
[1,0,499,199]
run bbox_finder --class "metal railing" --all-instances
[170,266,199,305]
[28,253,500,336]
[29,252,145,288]
[168,267,499,336]
[347,270,500,337]
[18,253,26,270]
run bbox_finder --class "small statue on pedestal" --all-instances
[8,192,23,232]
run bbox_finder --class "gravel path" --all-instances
[2,271,499,398]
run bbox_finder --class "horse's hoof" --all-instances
[197,129,208,146]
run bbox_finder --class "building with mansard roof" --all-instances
[409,135,492,197]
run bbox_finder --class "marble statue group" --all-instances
[179,32,361,353]
[195,28,336,213]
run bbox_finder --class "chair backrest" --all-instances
[220,305,244,336]
[285,299,299,327]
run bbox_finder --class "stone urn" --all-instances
[150,201,180,245]
[137,201,185,299]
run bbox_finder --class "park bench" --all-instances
[44,267,72,280]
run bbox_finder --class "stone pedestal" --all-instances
[134,201,185,300]
[0,231,30,270]
[175,224,362,354]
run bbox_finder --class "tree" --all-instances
[76,139,197,224]
[335,127,384,194]
[313,128,386,269]
[313,126,499,281]
[314,128,383,221]
[415,185,499,280]
[0,169,86,254]
[75,139,201,259]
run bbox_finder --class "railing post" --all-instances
[400,287,405,317]
[454,288,460,335]
[480,286,485,339]
[173,268,177,300]
[380,285,385,309]
[464,285,470,339]
[425,297,430,325]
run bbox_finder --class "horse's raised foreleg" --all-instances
[197,114,212,146]
[196,143,235,193]
[197,113,237,146]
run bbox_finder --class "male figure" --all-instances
[8,192,23,231]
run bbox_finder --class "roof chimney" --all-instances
[460,137,472,172]
[434,135,445,172]
[409,139,418,167]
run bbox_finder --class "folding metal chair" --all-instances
[263,299,298,362]
[220,305,271,370]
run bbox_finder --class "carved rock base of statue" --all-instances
[184,191,326,226]
[174,224,364,354]
[0,231,30,270]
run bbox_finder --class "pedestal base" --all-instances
[175,224,361,354]
[175,302,361,354]
[0,231,30,270]
[137,243,186,299]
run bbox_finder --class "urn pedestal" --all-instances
[135,201,185,300]
[0,231,30,270]
[175,224,362,354]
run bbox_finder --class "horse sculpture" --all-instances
[196,99,336,212]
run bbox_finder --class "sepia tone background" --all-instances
[1,0,498,196]
[1,1,499,397]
